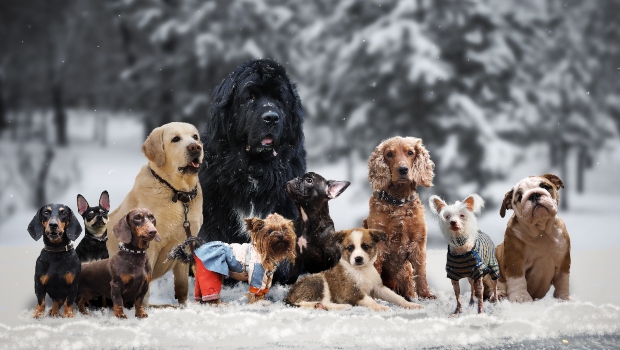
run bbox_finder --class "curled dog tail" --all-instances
[165,236,205,264]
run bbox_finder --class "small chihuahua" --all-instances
[429,194,499,315]
[76,191,110,263]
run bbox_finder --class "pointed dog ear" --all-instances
[99,191,110,211]
[463,194,485,215]
[500,189,514,218]
[540,174,564,190]
[142,126,166,168]
[76,194,89,215]
[65,207,83,241]
[428,195,446,215]
[114,214,133,244]
[27,208,45,241]
[411,138,435,188]
[326,180,350,199]
[368,229,387,243]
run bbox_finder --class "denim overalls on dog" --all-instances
[445,231,500,281]
[194,242,274,298]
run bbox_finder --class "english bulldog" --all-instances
[496,174,571,302]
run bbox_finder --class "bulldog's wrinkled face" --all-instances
[501,174,564,227]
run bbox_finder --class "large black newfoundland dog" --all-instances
[198,59,306,282]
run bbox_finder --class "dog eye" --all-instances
[408,150,414,156]
[268,229,273,234]
[540,184,552,192]
[459,214,465,219]
[193,134,198,140]
[87,212,94,219]
[386,152,393,158]
[305,178,312,184]
[171,136,181,143]
[361,244,370,251]
[346,245,354,252]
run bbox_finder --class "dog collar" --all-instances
[149,168,198,204]
[118,243,147,254]
[373,190,415,206]
[450,236,469,247]
[43,243,74,252]
[86,230,108,242]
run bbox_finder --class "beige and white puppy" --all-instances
[496,174,571,302]
[285,228,423,311]
[107,122,204,306]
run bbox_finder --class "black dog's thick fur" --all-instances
[198,59,306,282]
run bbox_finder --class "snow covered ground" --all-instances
[0,113,619,349]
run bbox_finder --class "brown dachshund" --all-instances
[78,208,161,318]
[363,136,436,300]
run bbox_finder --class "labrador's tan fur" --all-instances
[107,122,203,305]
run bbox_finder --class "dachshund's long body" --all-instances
[29,204,83,318]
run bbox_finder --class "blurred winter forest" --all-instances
[1,0,620,224]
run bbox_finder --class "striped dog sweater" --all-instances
[446,231,500,281]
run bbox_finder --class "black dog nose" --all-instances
[49,222,58,230]
[187,142,202,153]
[354,256,363,264]
[277,235,284,241]
[529,193,541,202]
[148,229,157,236]
[450,220,457,226]
[262,111,279,124]
[398,166,408,175]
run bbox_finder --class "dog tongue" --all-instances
[261,137,273,146]
[191,160,200,168]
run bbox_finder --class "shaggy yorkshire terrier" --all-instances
[167,213,296,304]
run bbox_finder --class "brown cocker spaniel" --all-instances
[363,136,436,300]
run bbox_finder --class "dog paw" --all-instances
[135,312,148,319]
[371,304,391,312]
[404,302,423,310]
[509,292,533,303]
[115,313,128,319]
[417,291,436,300]
[33,310,45,319]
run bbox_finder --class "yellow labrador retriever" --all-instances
[107,122,203,305]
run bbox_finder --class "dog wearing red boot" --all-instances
[167,213,296,304]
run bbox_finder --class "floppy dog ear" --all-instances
[368,229,387,243]
[411,138,435,188]
[463,194,485,215]
[499,189,514,218]
[244,217,265,233]
[76,194,89,215]
[333,230,349,245]
[99,191,110,211]
[113,214,133,244]
[65,208,83,241]
[27,208,45,241]
[540,174,564,190]
[428,195,446,215]
[368,142,391,191]
[142,126,166,168]
[326,180,350,199]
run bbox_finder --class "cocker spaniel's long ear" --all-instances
[499,189,514,218]
[411,138,435,188]
[368,142,391,191]
[142,126,165,168]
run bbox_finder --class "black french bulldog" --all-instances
[29,204,82,318]
[285,172,350,282]
[75,191,110,263]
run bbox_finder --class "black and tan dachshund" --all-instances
[28,204,83,318]
[78,208,160,319]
